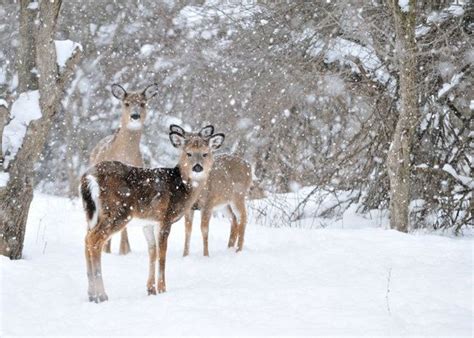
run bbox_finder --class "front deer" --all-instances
[80,125,224,302]
[170,126,252,257]
[89,83,158,255]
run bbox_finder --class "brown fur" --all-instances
[183,154,252,256]
[81,128,223,302]
[89,84,157,255]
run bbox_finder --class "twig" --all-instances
[385,267,392,315]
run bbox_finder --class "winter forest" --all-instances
[0,0,472,336]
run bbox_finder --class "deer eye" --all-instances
[203,153,208,157]
[140,103,145,108]
[186,153,192,157]
[125,103,130,107]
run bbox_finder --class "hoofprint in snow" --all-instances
[1,193,472,336]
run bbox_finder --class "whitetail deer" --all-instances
[80,125,224,302]
[89,83,158,255]
[170,125,252,257]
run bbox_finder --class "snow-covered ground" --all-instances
[1,193,472,336]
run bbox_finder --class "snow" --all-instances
[438,72,463,98]
[54,40,82,69]
[27,1,38,10]
[140,44,154,57]
[0,172,9,187]
[398,0,409,12]
[322,74,345,97]
[415,24,431,37]
[1,193,472,336]
[2,90,42,168]
[0,99,7,107]
[428,5,464,24]
[174,1,262,31]
[300,33,395,93]
[443,164,473,189]
[153,57,173,71]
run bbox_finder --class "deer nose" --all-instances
[130,113,140,120]
[192,164,203,173]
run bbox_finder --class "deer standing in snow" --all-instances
[170,125,252,257]
[89,83,158,255]
[80,125,224,302]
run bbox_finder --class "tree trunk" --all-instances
[18,0,39,92]
[0,0,80,259]
[387,0,418,232]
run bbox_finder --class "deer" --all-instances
[89,83,158,255]
[170,125,252,257]
[80,125,224,302]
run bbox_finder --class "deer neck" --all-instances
[113,127,142,152]
[177,165,207,210]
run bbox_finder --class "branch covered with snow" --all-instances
[54,40,82,70]
[437,72,463,99]
[2,91,42,168]
[442,164,473,189]
[398,0,409,13]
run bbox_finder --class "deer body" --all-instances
[81,126,224,302]
[90,129,143,167]
[183,154,252,256]
[89,83,158,255]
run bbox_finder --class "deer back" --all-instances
[197,154,252,209]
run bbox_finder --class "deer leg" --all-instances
[143,224,157,295]
[234,199,247,252]
[103,238,112,253]
[119,228,131,255]
[157,223,171,294]
[200,209,211,257]
[86,228,110,303]
[227,205,238,248]
[183,210,194,257]
[85,236,95,301]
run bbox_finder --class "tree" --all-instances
[386,0,419,232]
[0,0,81,259]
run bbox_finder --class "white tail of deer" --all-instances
[80,125,224,302]
[170,125,252,257]
[89,83,158,255]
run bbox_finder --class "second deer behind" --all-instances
[170,125,253,257]
[89,83,158,255]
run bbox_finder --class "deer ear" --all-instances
[170,124,185,136]
[169,132,185,148]
[209,133,225,150]
[111,84,127,100]
[199,125,214,139]
[143,83,159,100]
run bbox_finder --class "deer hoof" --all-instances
[147,287,157,295]
[158,282,166,294]
[89,293,108,303]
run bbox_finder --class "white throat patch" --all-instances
[190,171,206,184]
[127,119,143,131]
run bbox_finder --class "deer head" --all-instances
[169,125,224,183]
[111,83,159,131]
